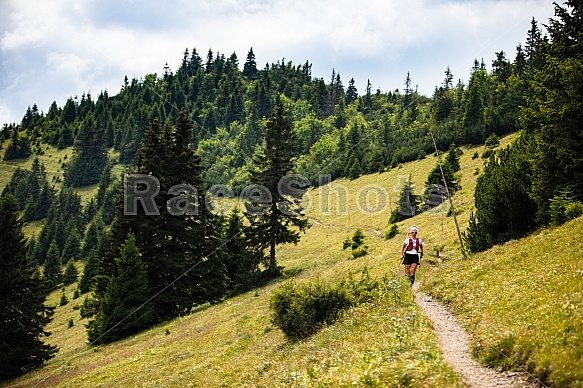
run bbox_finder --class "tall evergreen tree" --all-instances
[88,233,154,343]
[0,194,57,379]
[3,127,31,160]
[88,112,228,338]
[390,175,421,222]
[464,138,537,252]
[223,208,259,293]
[245,103,310,276]
[521,0,583,224]
[63,112,108,187]
[243,47,258,78]
[63,258,79,286]
[43,239,62,290]
[346,78,358,104]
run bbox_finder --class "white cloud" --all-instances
[0,0,556,125]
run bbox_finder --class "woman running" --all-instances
[400,225,423,286]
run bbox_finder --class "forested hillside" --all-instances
[1,1,583,381]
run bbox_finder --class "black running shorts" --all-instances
[402,253,419,265]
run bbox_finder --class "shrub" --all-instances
[350,246,368,260]
[270,269,384,340]
[472,151,479,159]
[549,190,583,225]
[343,229,368,259]
[350,228,365,249]
[485,133,500,148]
[384,224,399,240]
[565,202,583,220]
[481,149,494,159]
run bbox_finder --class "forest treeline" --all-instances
[2,1,582,379]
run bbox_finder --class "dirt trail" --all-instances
[413,286,538,388]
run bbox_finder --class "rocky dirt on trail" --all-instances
[414,287,541,387]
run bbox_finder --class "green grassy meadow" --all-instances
[5,133,581,387]
[422,216,583,387]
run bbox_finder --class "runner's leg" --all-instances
[409,263,418,285]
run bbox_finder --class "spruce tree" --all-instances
[43,239,62,290]
[243,47,258,78]
[63,258,79,286]
[62,228,82,262]
[0,194,57,379]
[88,233,154,344]
[88,113,228,337]
[390,175,421,222]
[463,138,537,252]
[224,208,259,293]
[63,112,108,187]
[346,78,358,104]
[245,103,310,277]
[521,1,583,224]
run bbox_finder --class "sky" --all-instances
[0,0,557,126]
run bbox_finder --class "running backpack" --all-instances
[406,237,420,251]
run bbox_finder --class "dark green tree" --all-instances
[63,112,108,187]
[78,240,104,294]
[43,239,62,290]
[245,103,310,276]
[463,138,537,252]
[521,0,583,224]
[346,78,358,104]
[81,214,105,260]
[63,258,78,286]
[444,142,461,172]
[87,233,154,344]
[0,194,57,379]
[62,228,82,263]
[243,47,258,78]
[223,208,259,294]
[425,162,459,195]
[3,128,31,160]
[390,175,421,222]
[88,112,228,336]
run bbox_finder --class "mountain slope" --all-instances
[6,134,556,388]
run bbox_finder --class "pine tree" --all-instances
[390,175,421,222]
[3,127,31,160]
[444,142,461,172]
[243,47,258,78]
[63,112,108,187]
[62,228,82,262]
[463,138,536,252]
[223,208,259,293]
[81,214,105,260]
[346,78,358,104]
[88,112,228,336]
[43,239,62,290]
[88,233,154,344]
[521,0,583,224]
[0,194,57,379]
[63,258,79,285]
[78,236,105,294]
[245,103,310,277]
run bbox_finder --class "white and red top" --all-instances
[403,237,423,254]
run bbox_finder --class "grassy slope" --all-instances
[4,134,550,387]
[422,217,583,387]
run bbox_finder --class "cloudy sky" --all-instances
[0,0,556,126]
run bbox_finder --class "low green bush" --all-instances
[550,189,583,225]
[384,224,399,240]
[270,269,385,340]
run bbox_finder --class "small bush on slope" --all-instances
[269,268,383,340]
